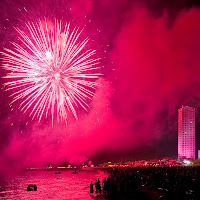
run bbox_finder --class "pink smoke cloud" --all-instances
[2,2,200,169]
[69,0,94,18]
[111,6,200,146]
[1,78,122,168]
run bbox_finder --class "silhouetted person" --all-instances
[99,183,101,194]
[103,177,107,194]
[90,181,94,195]
[95,180,98,194]
[97,178,101,194]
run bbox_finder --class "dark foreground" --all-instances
[103,166,200,200]
[1,166,200,199]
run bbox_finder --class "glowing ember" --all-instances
[1,20,101,123]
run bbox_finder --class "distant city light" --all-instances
[183,160,191,165]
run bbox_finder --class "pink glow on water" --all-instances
[0,170,108,200]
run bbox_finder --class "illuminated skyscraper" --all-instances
[178,106,195,159]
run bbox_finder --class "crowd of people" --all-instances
[90,166,200,199]
[90,177,115,197]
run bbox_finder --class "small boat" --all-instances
[55,171,61,174]
[27,184,37,191]
[72,170,78,174]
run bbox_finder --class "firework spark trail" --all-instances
[1,20,101,124]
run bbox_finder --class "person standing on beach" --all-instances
[90,181,94,195]
[97,178,101,194]
[103,177,107,194]
[95,180,98,194]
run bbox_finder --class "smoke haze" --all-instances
[1,0,200,169]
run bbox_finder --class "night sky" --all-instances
[1,0,200,170]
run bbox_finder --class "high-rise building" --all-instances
[178,106,195,159]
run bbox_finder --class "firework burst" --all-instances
[1,20,101,123]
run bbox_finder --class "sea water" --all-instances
[0,169,108,200]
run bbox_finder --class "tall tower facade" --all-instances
[178,106,195,159]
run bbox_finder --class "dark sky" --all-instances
[1,0,200,169]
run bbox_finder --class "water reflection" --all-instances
[0,169,108,199]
